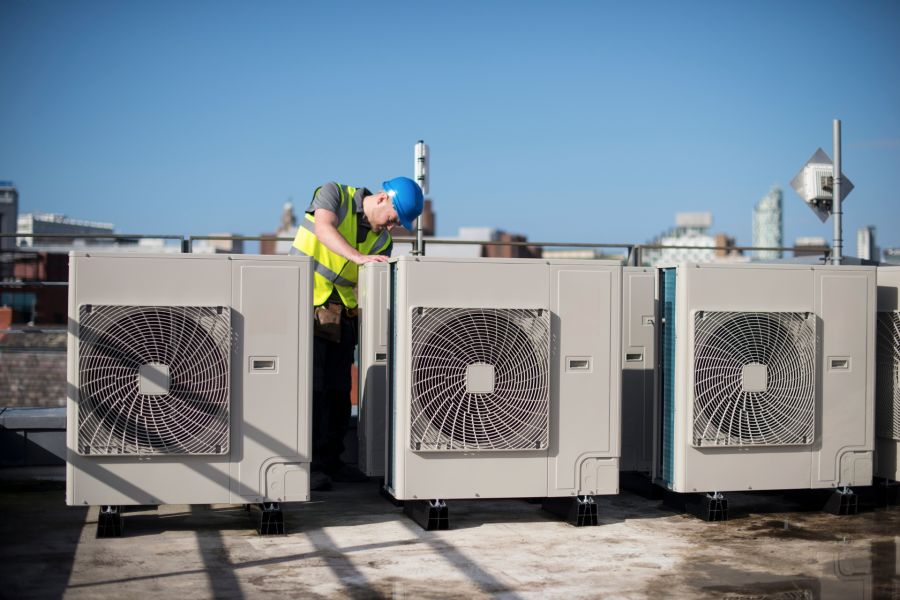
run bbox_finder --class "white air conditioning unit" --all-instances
[385,257,622,524]
[66,253,313,534]
[358,262,389,478]
[620,267,657,475]
[876,266,900,482]
[654,263,876,494]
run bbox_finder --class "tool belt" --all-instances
[314,303,359,343]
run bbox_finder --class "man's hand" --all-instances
[351,254,389,265]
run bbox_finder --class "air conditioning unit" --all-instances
[620,267,657,475]
[654,263,876,497]
[386,257,622,527]
[876,266,900,482]
[358,262,389,478]
[66,253,313,535]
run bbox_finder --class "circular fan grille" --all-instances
[409,307,550,451]
[877,312,900,440]
[692,311,816,447]
[77,305,231,455]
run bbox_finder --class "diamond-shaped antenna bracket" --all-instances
[791,148,854,223]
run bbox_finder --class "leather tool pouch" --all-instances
[314,303,343,343]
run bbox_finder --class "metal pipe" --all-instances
[832,119,842,265]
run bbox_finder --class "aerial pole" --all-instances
[832,119,842,265]
[414,140,429,256]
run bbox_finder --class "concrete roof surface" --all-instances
[0,474,898,599]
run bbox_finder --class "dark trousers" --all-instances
[312,313,358,473]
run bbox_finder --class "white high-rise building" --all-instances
[752,186,783,260]
[857,226,878,261]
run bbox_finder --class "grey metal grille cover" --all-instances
[692,311,816,447]
[409,307,551,452]
[77,305,231,455]
[877,312,900,440]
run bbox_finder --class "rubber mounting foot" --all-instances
[97,505,124,538]
[542,495,599,527]
[685,492,728,522]
[255,502,286,535]
[823,488,858,516]
[404,499,449,530]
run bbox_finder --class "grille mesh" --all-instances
[877,311,900,440]
[77,305,231,455]
[409,307,550,451]
[692,311,816,447]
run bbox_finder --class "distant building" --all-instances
[391,226,539,259]
[752,186,783,259]
[643,212,744,265]
[4,252,68,324]
[192,234,244,254]
[541,248,624,261]
[794,236,830,258]
[714,233,743,259]
[884,248,900,264]
[857,226,878,261]
[0,181,18,252]
[260,201,299,256]
[17,212,116,248]
[483,230,540,259]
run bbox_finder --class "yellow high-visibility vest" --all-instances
[291,184,391,308]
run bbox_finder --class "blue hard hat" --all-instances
[383,176,424,230]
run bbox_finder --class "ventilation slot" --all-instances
[692,311,816,447]
[77,305,232,455]
[877,312,900,441]
[409,307,551,452]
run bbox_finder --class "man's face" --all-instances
[370,192,402,232]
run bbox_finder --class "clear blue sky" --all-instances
[2,0,898,253]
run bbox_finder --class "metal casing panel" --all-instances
[357,262,389,477]
[388,256,621,500]
[229,259,313,503]
[620,267,656,473]
[547,264,621,496]
[66,253,313,506]
[815,268,875,487]
[875,266,900,481]
[662,263,876,493]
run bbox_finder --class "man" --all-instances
[291,177,423,490]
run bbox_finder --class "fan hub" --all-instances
[465,363,495,394]
[139,363,171,396]
[741,363,768,393]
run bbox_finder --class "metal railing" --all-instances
[0,231,834,409]
[0,232,830,276]
[187,234,828,265]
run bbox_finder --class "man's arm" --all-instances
[313,208,388,265]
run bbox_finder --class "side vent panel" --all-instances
[692,311,816,447]
[877,312,900,441]
[77,305,232,455]
[409,307,550,452]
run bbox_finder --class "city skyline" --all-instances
[1,1,898,252]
